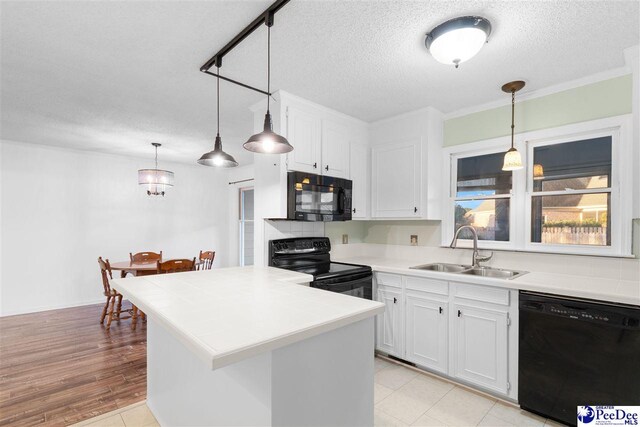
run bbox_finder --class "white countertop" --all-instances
[111,266,384,370]
[334,256,640,306]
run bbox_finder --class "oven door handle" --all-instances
[314,274,372,289]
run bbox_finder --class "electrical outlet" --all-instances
[342,234,349,244]
[410,235,418,246]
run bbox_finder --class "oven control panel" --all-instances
[270,237,331,255]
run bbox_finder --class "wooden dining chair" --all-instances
[130,251,162,262]
[197,251,215,270]
[157,258,196,274]
[98,257,135,330]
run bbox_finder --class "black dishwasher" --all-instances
[519,291,640,426]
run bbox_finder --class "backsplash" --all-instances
[264,220,325,241]
[330,243,640,282]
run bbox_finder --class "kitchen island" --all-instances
[111,266,384,426]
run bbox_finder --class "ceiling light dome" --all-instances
[426,16,491,68]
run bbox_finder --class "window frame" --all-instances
[442,114,633,256]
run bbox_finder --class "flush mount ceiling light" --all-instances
[198,67,238,168]
[138,143,174,196]
[425,16,491,68]
[199,0,293,156]
[501,80,525,171]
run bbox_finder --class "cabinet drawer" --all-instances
[452,282,510,306]
[375,272,402,288]
[405,276,448,296]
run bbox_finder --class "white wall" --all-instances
[0,141,230,316]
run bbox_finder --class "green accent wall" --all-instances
[444,74,633,146]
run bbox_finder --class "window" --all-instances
[530,136,612,247]
[454,152,512,243]
[239,188,254,266]
[444,115,632,256]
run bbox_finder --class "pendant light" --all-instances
[426,16,491,68]
[138,143,174,196]
[501,80,525,171]
[243,19,293,154]
[198,67,238,168]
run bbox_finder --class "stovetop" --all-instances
[268,237,371,281]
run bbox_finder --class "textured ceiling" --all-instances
[1,1,638,166]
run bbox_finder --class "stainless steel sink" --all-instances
[410,263,472,273]
[409,263,528,280]
[460,267,528,279]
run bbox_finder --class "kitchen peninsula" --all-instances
[111,266,384,426]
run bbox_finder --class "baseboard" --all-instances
[0,298,107,317]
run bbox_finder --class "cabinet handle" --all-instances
[353,208,356,214]
[393,297,397,304]
[414,207,418,213]
[313,162,317,169]
[439,306,443,314]
[457,309,462,317]
[325,165,329,171]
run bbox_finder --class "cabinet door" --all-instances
[405,293,448,374]
[349,143,368,218]
[452,303,509,394]
[375,286,403,357]
[286,106,321,174]
[371,140,421,218]
[321,120,350,179]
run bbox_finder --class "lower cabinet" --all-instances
[375,285,403,356]
[405,291,448,374]
[374,272,516,400]
[451,303,509,395]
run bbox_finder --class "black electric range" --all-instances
[268,237,372,299]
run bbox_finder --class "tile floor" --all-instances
[373,357,564,427]
[73,357,566,427]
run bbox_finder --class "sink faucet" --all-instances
[449,226,493,267]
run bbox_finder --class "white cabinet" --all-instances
[349,143,369,218]
[373,272,516,399]
[451,303,509,395]
[371,140,421,218]
[321,120,350,179]
[375,285,403,357]
[286,106,322,174]
[405,291,448,374]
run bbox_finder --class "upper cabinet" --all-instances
[350,142,369,218]
[321,120,350,179]
[370,107,443,220]
[372,140,421,218]
[286,106,322,174]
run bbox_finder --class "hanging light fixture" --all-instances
[198,67,238,168]
[243,15,293,154]
[501,80,525,171]
[533,164,545,180]
[425,16,491,68]
[138,143,174,196]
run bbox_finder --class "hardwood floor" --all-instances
[0,303,147,426]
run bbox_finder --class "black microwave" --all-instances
[287,171,352,221]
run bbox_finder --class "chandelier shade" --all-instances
[138,143,174,196]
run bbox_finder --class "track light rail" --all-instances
[199,0,291,96]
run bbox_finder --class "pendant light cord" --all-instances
[217,65,221,136]
[510,90,515,149]
[267,25,271,112]
[155,144,158,169]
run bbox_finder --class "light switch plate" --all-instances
[342,234,349,244]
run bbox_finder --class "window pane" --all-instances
[457,152,512,197]
[531,193,610,246]
[455,199,510,241]
[533,137,611,192]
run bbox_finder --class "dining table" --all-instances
[109,260,160,278]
